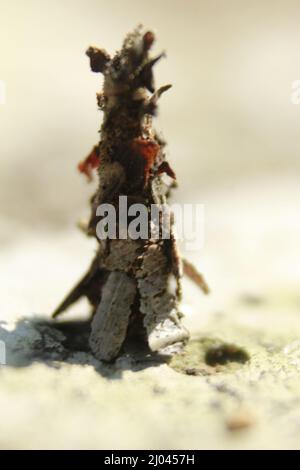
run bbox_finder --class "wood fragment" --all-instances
[89,272,137,361]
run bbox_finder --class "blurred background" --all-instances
[1,0,300,223]
[1,0,300,450]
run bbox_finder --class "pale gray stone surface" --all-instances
[0,175,299,449]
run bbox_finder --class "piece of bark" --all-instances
[136,243,189,352]
[89,272,137,361]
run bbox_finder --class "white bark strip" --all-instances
[137,243,189,352]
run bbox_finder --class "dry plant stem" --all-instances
[182,259,210,294]
[53,27,207,361]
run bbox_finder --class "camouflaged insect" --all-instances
[53,27,208,361]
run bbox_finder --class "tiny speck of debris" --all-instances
[205,343,250,367]
[226,408,256,431]
[153,385,166,394]
[185,367,212,376]
[240,293,265,306]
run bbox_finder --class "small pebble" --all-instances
[226,408,256,431]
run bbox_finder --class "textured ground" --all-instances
[0,174,299,449]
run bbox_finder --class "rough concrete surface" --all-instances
[1,175,299,449]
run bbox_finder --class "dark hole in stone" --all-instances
[205,343,250,366]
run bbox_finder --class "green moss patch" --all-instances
[169,338,250,375]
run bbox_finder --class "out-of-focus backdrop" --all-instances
[1,0,300,226]
[1,0,300,450]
